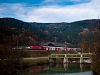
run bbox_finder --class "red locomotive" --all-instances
[30,46,45,50]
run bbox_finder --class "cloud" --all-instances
[25,6,98,23]
[70,0,90,3]
[0,0,100,23]
[0,3,29,19]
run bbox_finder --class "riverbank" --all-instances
[20,57,48,68]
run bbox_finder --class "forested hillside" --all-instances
[0,17,100,46]
[0,18,47,46]
[32,19,100,44]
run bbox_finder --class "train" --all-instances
[28,46,81,52]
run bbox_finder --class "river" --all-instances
[19,63,93,75]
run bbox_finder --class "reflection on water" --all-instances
[30,66,48,73]
[39,71,93,75]
[19,63,93,75]
[19,65,49,75]
[48,63,92,73]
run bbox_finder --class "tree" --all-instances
[79,27,100,74]
[0,36,22,75]
[92,28,100,74]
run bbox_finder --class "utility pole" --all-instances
[54,37,57,43]
[17,40,18,49]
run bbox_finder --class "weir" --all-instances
[48,53,92,63]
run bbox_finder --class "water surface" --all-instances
[19,63,93,75]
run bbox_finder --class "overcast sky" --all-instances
[0,0,100,23]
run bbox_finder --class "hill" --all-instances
[31,19,100,44]
[0,18,47,46]
[0,17,100,46]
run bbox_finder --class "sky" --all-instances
[0,0,100,23]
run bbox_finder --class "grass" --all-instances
[21,57,48,68]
